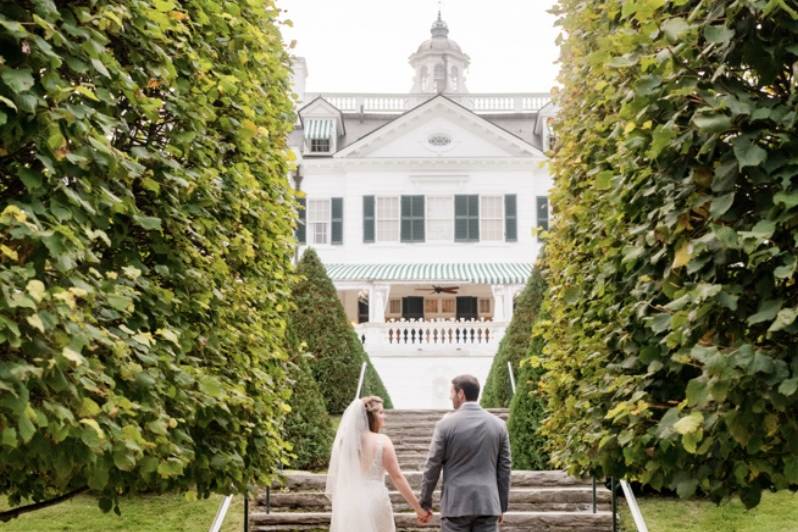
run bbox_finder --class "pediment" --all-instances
[334,96,541,159]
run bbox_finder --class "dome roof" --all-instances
[413,12,465,56]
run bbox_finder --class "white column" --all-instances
[368,284,391,323]
[491,285,507,322]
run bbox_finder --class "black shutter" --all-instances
[455,195,479,242]
[331,197,343,245]
[363,196,375,243]
[505,194,517,242]
[296,197,306,244]
[401,195,425,243]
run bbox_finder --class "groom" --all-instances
[419,375,512,531]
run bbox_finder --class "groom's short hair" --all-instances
[452,375,480,401]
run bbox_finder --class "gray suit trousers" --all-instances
[441,515,499,532]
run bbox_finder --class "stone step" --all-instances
[250,510,612,531]
[271,470,596,492]
[258,486,612,513]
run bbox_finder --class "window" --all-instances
[376,197,400,242]
[536,196,549,234]
[389,298,401,314]
[480,196,503,241]
[454,195,479,242]
[296,197,306,244]
[479,298,491,314]
[427,196,454,241]
[441,298,456,314]
[401,195,425,243]
[310,138,331,153]
[307,199,330,244]
[424,298,439,315]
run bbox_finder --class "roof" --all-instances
[333,94,544,158]
[325,263,533,285]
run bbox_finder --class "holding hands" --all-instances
[415,506,433,525]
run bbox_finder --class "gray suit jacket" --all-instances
[419,402,512,517]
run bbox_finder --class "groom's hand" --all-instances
[498,514,504,525]
[420,508,432,524]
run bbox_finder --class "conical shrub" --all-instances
[292,249,392,414]
[481,266,547,408]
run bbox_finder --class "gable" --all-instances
[334,96,541,159]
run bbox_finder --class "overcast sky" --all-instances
[277,0,560,94]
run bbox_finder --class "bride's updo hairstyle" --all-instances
[362,396,384,433]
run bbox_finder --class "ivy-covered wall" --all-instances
[1,0,296,513]
[541,0,798,507]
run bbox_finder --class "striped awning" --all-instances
[305,119,334,140]
[325,263,533,285]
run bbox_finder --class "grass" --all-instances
[1,493,245,532]
[620,490,798,532]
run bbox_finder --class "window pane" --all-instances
[479,298,491,314]
[307,199,330,244]
[441,298,455,313]
[480,196,503,241]
[377,197,399,242]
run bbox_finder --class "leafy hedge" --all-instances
[292,249,392,415]
[508,356,549,470]
[0,0,296,514]
[482,267,547,408]
[541,0,798,507]
[283,323,334,471]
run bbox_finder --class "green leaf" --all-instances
[704,25,735,45]
[674,412,704,435]
[768,308,797,333]
[774,190,798,209]
[198,376,224,399]
[133,215,162,231]
[748,299,782,325]
[693,113,732,133]
[1,68,35,93]
[107,294,132,311]
[18,413,36,443]
[733,135,768,168]
[662,17,690,42]
[61,346,85,365]
[686,379,709,406]
[26,279,46,302]
[1,428,19,448]
[709,192,735,218]
[676,477,699,498]
[778,378,798,397]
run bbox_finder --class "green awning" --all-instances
[325,263,533,285]
[305,119,334,140]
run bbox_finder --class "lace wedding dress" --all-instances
[326,400,395,532]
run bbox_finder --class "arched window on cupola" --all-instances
[419,66,429,92]
[450,66,459,91]
[433,63,446,92]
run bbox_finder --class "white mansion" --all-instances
[289,13,554,407]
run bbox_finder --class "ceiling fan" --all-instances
[415,285,460,294]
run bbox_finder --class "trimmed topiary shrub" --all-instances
[292,249,392,414]
[508,356,549,470]
[0,0,296,517]
[542,0,798,507]
[283,323,334,471]
[482,266,547,408]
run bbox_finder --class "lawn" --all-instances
[1,493,245,532]
[620,490,798,532]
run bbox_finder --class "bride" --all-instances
[325,395,431,531]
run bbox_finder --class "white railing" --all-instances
[357,318,506,347]
[304,92,551,114]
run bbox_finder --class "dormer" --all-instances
[535,101,558,152]
[298,97,345,156]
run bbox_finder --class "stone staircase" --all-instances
[250,408,613,531]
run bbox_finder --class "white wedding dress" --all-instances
[326,399,396,532]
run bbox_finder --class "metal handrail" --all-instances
[209,495,233,532]
[506,361,516,395]
[620,479,649,532]
[355,361,368,400]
